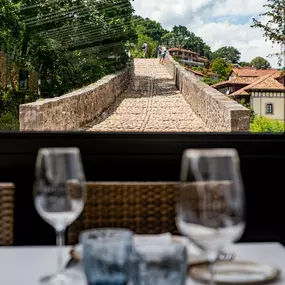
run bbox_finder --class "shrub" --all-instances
[239,99,256,123]
[202,77,219,86]
[2,88,39,117]
[250,116,284,133]
[0,112,19,130]
[130,34,158,58]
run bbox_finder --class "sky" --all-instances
[132,0,282,68]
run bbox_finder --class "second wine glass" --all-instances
[34,147,86,285]
[176,148,245,285]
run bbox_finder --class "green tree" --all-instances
[202,77,219,86]
[133,16,167,43]
[251,0,285,66]
[183,33,212,58]
[0,0,136,129]
[172,25,190,46]
[161,32,176,47]
[251,116,285,132]
[212,46,241,63]
[239,61,251,67]
[130,34,157,58]
[1,0,136,97]
[250,56,271,69]
[211,57,232,80]
[202,44,213,60]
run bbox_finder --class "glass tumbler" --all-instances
[80,228,134,285]
[133,242,188,285]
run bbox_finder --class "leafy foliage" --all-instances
[161,32,176,48]
[250,56,271,69]
[212,46,241,63]
[202,77,219,86]
[170,25,213,59]
[251,116,285,133]
[239,98,256,123]
[2,88,39,116]
[130,33,157,58]
[211,57,232,80]
[0,0,137,129]
[251,0,285,66]
[0,112,19,130]
[1,0,136,98]
[134,23,214,59]
[133,16,167,43]
[239,61,251,67]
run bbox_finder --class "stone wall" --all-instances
[164,55,250,132]
[19,65,132,131]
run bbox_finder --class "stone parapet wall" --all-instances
[19,64,132,131]
[164,55,250,132]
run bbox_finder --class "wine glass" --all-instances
[34,147,86,285]
[176,148,245,285]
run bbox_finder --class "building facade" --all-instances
[0,51,37,92]
[212,67,285,121]
[250,90,284,121]
[168,46,209,68]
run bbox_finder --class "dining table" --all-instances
[0,242,284,285]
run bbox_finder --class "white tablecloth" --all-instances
[0,243,284,285]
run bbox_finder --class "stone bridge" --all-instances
[20,56,250,132]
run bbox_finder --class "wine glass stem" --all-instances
[56,229,65,273]
[208,252,217,285]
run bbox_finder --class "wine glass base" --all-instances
[39,271,82,285]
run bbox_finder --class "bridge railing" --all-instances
[19,64,133,131]
[164,55,250,132]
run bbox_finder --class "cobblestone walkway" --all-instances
[84,59,209,132]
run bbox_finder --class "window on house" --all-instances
[19,70,29,90]
[266,103,274,114]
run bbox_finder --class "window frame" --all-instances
[19,70,29,90]
[265,103,274,115]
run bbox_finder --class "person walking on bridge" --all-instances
[142,42,148,58]
[159,46,168,64]
[157,44,162,58]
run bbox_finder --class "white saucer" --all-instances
[189,260,280,284]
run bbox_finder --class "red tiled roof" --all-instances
[228,87,250,96]
[229,71,284,97]
[168,47,199,55]
[248,72,284,89]
[197,57,209,62]
[229,67,278,78]
[212,77,257,88]
[211,81,231,88]
[273,72,285,80]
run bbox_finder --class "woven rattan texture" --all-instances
[0,183,14,246]
[68,182,179,245]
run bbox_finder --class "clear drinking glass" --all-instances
[80,228,134,285]
[34,147,86,285]
[133,242,188,285]
[176,148,245,285]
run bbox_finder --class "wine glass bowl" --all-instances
[176,148,245,284]
[34,147,86,284]
[176,181,245,252]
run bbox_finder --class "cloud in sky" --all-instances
[132,0,282,67]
